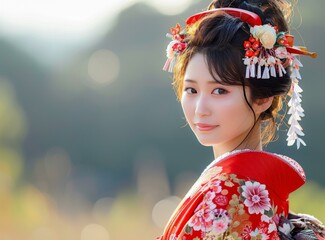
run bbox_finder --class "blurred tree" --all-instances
[0,78,26,231]
[290,182,325,222]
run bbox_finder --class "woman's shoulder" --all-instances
[272,152,306,180]
[202,149,306,200]
[158,150,324,240]
[160,150,300,240]
[206,149,305,179]
[205,149,304,173]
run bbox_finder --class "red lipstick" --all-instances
[195,123,218,131]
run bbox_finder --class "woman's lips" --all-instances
[195,123,218,131]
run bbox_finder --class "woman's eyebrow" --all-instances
[184,79,220,85]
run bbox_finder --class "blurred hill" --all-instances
[1,1,325,204]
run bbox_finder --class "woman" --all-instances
[158,0,324,239]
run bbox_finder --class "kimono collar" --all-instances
[207,150,305,201]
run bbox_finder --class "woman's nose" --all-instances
[195,95,211,117]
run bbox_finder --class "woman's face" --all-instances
[181,53,259,150]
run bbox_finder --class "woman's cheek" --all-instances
[218,98,248,127]
[216,98,237,119]
[181,97,192,120]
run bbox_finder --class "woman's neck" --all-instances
[212,123,262,159]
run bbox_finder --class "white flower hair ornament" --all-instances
[163,8,317,149]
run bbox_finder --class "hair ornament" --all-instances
[242,21,316,149]
[163,24,188,72]
[163,8,317,149]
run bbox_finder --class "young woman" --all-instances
[158,0,324,239]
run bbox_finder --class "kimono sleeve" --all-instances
[176,174,281,240]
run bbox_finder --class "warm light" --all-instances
[88,49,120,85]
[0,0,133,35]
[152,196,181,228]
[32,227,58,240]
[145,0,193,15]
[81,224,110,240]
[135,152,171,202]
[92,197,114,221]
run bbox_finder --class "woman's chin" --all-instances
[196,137,218,147]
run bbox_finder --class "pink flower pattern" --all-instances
[185,178,278,238]
[207,180,222,194]
[241,225,253,240]
[188,191,216,232]
[211,209,231,234]
[241,181,271,214]
[215,195,228,206]
[167,167,285,240]
[212,219,228,234]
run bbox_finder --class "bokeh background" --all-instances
[0,0,325,239]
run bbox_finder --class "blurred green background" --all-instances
[0,0,324,239]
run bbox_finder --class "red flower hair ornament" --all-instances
[163,23,188,72]
[163,8,317,149]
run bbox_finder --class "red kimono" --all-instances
[157,150,324,240]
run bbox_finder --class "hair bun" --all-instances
[247,0,268,7]
[208,1,266,24]
[209,0,271,9]
[208,0,292,32]
[238,1,266,23]
[209,0,244,8]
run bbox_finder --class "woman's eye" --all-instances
[212,88,227,95]
[184,87,197,94]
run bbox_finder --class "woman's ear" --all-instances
[253,96,274,115]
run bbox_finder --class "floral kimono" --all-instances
[157,150,324,240]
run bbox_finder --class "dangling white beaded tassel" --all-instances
[286,57,306,149]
